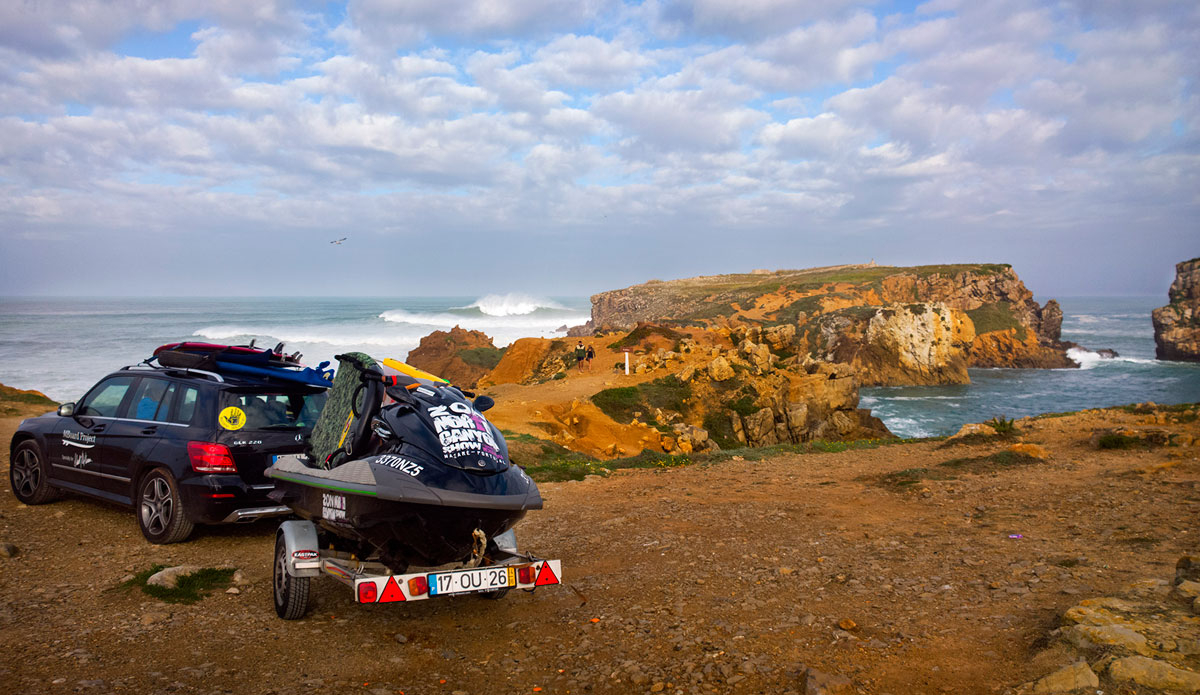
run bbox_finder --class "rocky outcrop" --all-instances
[1018,556,1200,694]
[479,338,555,387]
[800,303,975,386]
[1153,258,1200,362]
[588,263,1076,382]
[405,326,503,389]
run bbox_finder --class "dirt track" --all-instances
[1,407,1198,694]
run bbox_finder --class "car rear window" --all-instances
[220,389,327,430]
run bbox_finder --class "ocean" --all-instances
[0,295,590,402]
[861,297,1200,437]
[0,296,1195,437]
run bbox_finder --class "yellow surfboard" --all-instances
[381,358,449,384]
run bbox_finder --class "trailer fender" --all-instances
[277,520,321,578]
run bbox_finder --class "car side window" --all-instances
[174,386,199,425]
[129,378,173,421]
[78,376,136,418]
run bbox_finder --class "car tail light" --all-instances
[188,442,237,473]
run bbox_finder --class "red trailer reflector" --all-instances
[407,576,428,596]
[378,576,406,602]
[517,566,535,584]
[534,562,560,586]
[357,581,378,603]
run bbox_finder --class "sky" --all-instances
[0,0,1197,299]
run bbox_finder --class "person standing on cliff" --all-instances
[585,344,595,371]
[574,341,586,371]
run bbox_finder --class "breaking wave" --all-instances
[1066,347,1155,369]
[458,293,567,316]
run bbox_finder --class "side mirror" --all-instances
[473,395,495,412]
[57,402,75,417]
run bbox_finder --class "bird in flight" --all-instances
[330,237,348,245]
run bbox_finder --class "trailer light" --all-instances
[187,442,237,473]
[357,581,378,603]
[517,566,535,584]
[407,576,428,596]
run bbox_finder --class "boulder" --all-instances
[146,565,203,590]
[1106,656,1200,692]
[708,357,735,382]
[1032,662,1099,693]
[946,423,998,442]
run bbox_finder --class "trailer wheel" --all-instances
[273,533,311,620]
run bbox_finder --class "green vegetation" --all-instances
[1096,433,1151,450]
[505,430,926,483]
[458,346,506,370]
[873,449,1042,489]
[966,301,1026,339]
[0,384,57,416]
[702,411,740,450]
[591,386,642,422]
[591,376,692,425]
[607,324,684,350]
[121,565,235,604]
[727,394,759,417]
[985,416,1020,437]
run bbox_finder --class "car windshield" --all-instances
[221,389,327,430]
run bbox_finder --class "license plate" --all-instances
[428,566,515,596]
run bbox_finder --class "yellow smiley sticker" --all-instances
[218,406,246,431]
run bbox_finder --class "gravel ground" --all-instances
[1,407,1197,694]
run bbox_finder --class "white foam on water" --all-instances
[1067,347,1156,369]
[458,293,567,316]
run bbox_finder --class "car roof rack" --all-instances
[121,363,225,383]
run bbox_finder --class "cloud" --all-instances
[0,0,1195,297]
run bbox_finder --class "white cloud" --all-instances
[0,0,1195,296]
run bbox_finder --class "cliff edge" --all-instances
[1153,258,1200,362]
[589,264,1074,385]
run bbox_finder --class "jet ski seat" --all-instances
[306,352,386,470]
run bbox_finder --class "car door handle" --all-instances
[141,427,158,435]
[91,425,107,434]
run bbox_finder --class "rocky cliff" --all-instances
[1152,258,1200,362]
[478,328,891,459]
[588,264,1076,383]
[404,326,504,388]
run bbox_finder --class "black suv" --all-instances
[9,364,327,543]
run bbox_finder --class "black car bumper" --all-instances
[178,475,290,525]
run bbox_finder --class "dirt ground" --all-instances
[1,406,1198,695]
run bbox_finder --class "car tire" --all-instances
[9,441,59,505]
[273,533,311,620]
[137,468,194,544]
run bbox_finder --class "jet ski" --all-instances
[265,352,546,577]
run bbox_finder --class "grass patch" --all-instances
[458,346,506,370]
[591,386,642,423]
[966,302,1027,339]
[727,395,759,417]
[640,375,691,412]
[702,411,740,450]
[1096,433,1151,450]
[591,377,691,425]
[873,449,1042,489]
[122,565,235,604]
[607,324,684,350]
